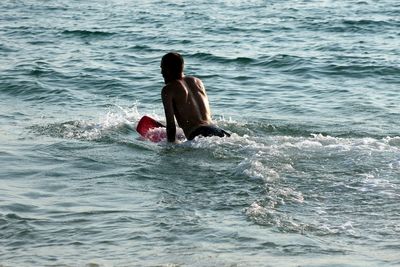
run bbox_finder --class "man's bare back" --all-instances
[160,52,230,142]
[162,76,212,138]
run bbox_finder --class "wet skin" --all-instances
[161,64,212,142]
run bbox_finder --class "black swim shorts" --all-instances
[188,125,231,140]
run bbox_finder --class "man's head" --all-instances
[161,52,184,83]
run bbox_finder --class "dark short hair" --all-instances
[161,52,184,78]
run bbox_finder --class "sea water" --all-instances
[0,0,399,266]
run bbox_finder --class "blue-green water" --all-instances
[1,0,400,266]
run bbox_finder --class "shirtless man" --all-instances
[161,52,230,143]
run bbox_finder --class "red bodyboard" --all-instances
[136,116,166,142]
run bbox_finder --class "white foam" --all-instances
[236,158,280,182]
[384,136,400,147]
[389,160,400,169]
[245,202,268,216]
[106,104,141,127]
[58,105,141,140]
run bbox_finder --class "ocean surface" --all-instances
[1,0,399,266]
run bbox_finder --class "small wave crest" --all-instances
[0,61,77,103]
[29,105,140,141]
[253,54,310,69]
[303,18,399,34]
[61,29,115,38]
[318,63,400,78]
[188,52,254,65]
[126,44,162,53]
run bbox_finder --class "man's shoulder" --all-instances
[161,84,171,97]
[162,81,182,98]
[184,76,204,88]
[184,76,201,82]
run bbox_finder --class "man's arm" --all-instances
[161,87,176,142]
